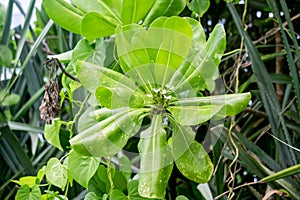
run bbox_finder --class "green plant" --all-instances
[11,1,251,199]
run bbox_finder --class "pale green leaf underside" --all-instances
[45,158,68,190]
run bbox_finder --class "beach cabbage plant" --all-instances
[67,16,251,198]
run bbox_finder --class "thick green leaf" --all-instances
[128,180,149,199]
[143,0,186,25]
[138,114,173,199]
[171,93,251,124]
[77,61,149,108]
[168,104,222,125]
[172,23,226,93]
[77,61,139,93]
[152,17,193,71]
[116,16,193,90]
[171,125,213,183]
[44,118,64,151]
[68,150,101,188]
[116,16,193,72]
[187,0,210,17]
[43,0,84,34]
[15,185,41,200]
[70,108,148,157]
[121,0,156,24]
[77,107,100,133]
[71,0,121,22]
[81,12,118,39]
[45,158,68,190]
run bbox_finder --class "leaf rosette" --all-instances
[69,16,251,198]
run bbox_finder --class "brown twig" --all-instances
[45,58,80,82]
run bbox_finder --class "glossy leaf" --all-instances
[15,185,41,200]
[168,104,222,125]
[121,0,156,24]
[171,125,213,183]
[172,23,226,93]
[71,0,121,21]
[170,93,251,124]
[187,0,210,17]
[68,150,101,188]
[116,16,193,89]
[43,0,84,34]
[77,60,138,93]
[81,12,118,39]
[77,61,149,108]
[45,158,68,190]
[138,114,173,199]
[70,108,147,157]
[143,0,186,25]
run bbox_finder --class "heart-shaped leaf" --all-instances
[68,150,101,188]
[15,185,41,200]
[45,158,68,190]
[187,0,210,17]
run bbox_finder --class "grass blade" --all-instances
[266,0,300,118]
[3,20,53,99]
[261,164,300,183]
[1,0,13,45]
[227,2,298,167]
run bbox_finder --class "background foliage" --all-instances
[0,0,300,199]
